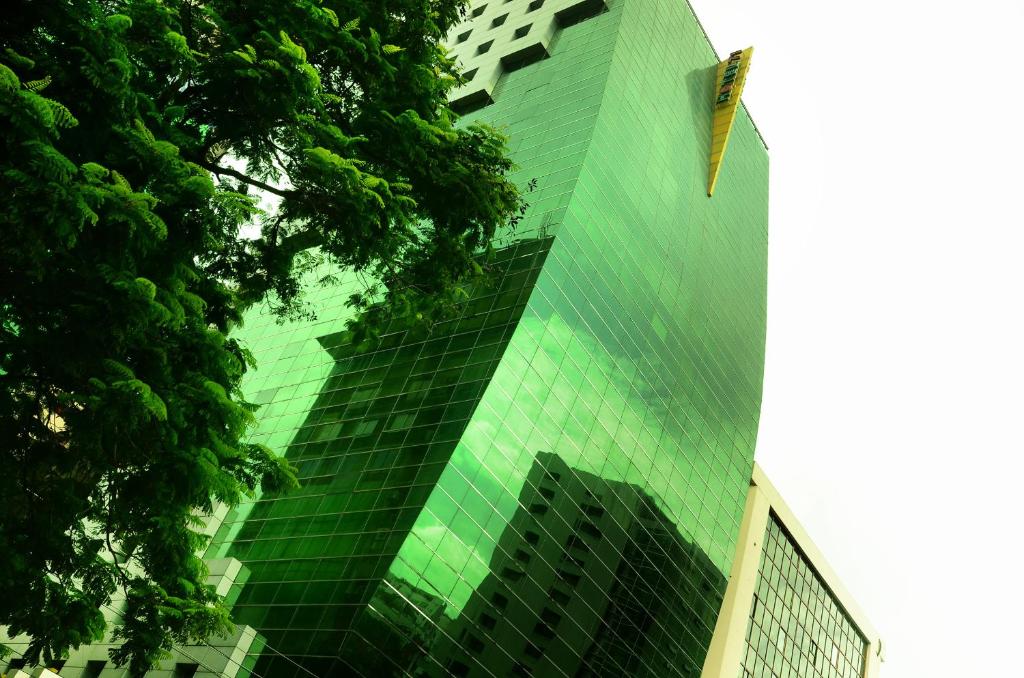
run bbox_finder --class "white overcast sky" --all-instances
[688,0,1024,675]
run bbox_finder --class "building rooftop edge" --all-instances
[680,0,770,151]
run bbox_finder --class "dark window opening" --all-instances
[173,663,199,678]
[524,642,543,659]
[467,634,485,653]
[513,24,532,40]
[477,40,494,54]
[514,548,531,563]
[529,503,548,515]
[492,13,508,27]
[556,569,580,587]
[83,660,107,678]
[532,621,556,640]
[457,30,472,43]
[540,608,562,625]
[527,0,545,11]
[451,90,493,116]
[501,566,524,582]
[577,520,602,539]
[566,535,591,553]
[525,530,540,545]
[480,612,498,630]
[463,67,479,81]
[491,591,509,609]
[554,0,608,28]
[549,587,571,605]
[472,5,487,17]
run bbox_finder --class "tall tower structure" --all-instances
[207,0,770,675]
[0,3,888,678]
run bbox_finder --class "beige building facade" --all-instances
[702,465,883,678]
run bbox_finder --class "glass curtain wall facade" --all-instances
[209,0,769,675]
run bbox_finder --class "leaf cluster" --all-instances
[0,0,521,673]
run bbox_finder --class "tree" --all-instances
[0,0,522,673]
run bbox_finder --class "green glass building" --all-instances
[208,0,769,675]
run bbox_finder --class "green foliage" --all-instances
[0,0,521,674]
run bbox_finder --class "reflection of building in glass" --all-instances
[701,466,883,678]
[202,0,770,675]
[211,236,555,677]
[430,452,725,677]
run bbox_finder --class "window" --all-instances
[524,530,540,545]
[491,591,509,609]
[386,412,417,431]
[479,612,498,630]
[549,587,570,605]
[477,40,493,55]
[82,661,107,678]
[554,0,608,28]
[532,621,555,640]
[353,418,378,436]
[577,520,602,539]
[471,4,487,17]
[172,664,199,678]
[513,24,531,39]
[540,608,561,625]
[491,13,508,27]
[252,387,279,404]
[456,30,472,43]
[556,569,580,587]
[527,0,544,11]
[500,566,524,582]
[463,68,479,82]
[566,535,590,553]
[559,552,585,568]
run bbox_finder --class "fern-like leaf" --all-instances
[22,76,51,92]
[43,97,78,128]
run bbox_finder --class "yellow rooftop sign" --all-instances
[707,47,753,197]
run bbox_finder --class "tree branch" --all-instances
[194,159,292,198]
[267,213,286,248]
